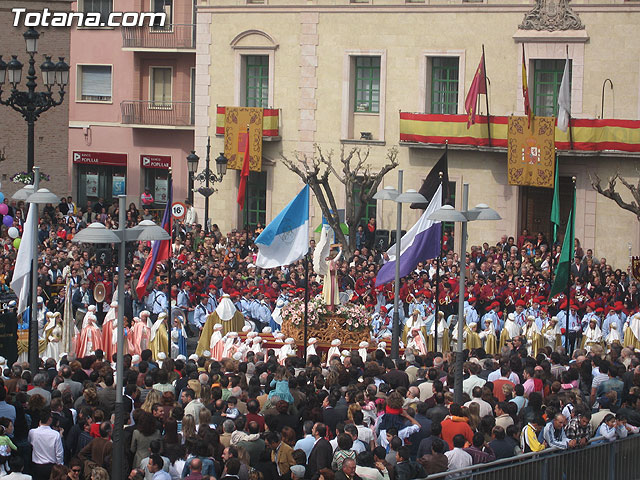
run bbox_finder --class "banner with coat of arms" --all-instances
[223,107,263,172]
[632,257,640,283]
[507,116,555,188]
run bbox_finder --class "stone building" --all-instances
[193,0,640,267]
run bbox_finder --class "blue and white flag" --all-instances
[376,185,443,285]
[255,185,309,268]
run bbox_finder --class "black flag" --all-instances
[410,147,449,209]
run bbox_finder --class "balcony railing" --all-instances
[122,24,195,50]
[121,101,194,127]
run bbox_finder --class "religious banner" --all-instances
[223,107,263,172]
[632,257,640,283]
[507,116,555,188]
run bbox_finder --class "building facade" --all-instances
[68,0,195,212]
[0,0,71,199]
[195,0,640,268]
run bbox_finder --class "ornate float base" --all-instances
[281,313,370,350]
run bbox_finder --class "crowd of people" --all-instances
[0,194,639,480]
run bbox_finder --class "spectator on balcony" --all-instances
[141,188,154,210]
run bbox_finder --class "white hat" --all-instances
[341,350,350,357]
[0,356,6,365]
[171,330,179,341]
[158,312,168,320]
[526,315,535,321]
[242,325,252,333]
[228,332,238,337]
[378,342,387,349]
[262,327,272,334]
[551,316,558,322]
[88,305,97,311]
[158,352,167,360]
[203,350,211,358]
[331,339,341,347]
[252,337,263,344]
[233,352,244,361]
[359,341,369,348]
[189,354,199,361]
[485,317,493,323]
[46,312,54,318]
[214,323,223,330]
[110,301,118,307]
[37,296,44,304]
[276,298,285,308]
[176,354,187,361]
[308,337,318,344]
[140,310,150,316]
[87,314,97,321]
[285,338,295,344]
[132,355,141,363]
[508,313,515,321]
[247,332,258,338]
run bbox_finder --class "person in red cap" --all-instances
[582,302,600,330]
[514,300,527,328]
[602,304,623,339]
[557,302,582,353]
[464,296,479,326]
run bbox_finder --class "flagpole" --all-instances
[482,45,492,148]
[565,176,576,354]
[434,165,444,354]
[303,251,309,363]
[167,169,173,310]
[566,45,574,151]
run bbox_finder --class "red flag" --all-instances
[464,53,487,129]
[237,129,250,210]
[522,44,532,128]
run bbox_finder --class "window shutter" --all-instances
[81,66,112,99]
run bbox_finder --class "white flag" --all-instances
[10,204,36,315]
[557,57,571,132]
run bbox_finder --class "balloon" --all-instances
[7,227,18,239]
[0,204,7,215]
[2,216,12,227]
[0,192,4,203]
[13,238,20,249]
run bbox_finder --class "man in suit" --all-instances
[570,255,587,281]
[71,280,92,317]
[322,393,347,433]
[335,458,361,480]
[306,423,332,479]
[266,431,295,480]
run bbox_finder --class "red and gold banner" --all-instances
[399,112,640,153]
[507,116,555,188]
[223,107,263,172]
[632,257,640,283]
[216,106,279,138]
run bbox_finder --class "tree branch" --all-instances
[590,171,640,218]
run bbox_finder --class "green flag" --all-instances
[549,187,576,300]
[550,155,560,244]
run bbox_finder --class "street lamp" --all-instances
[373,170,427,359]
[0,28,69,172]
[428,183,500,404]
[73,196,170,480]
[187,136,227,232]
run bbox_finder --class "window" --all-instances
[151,0,172,30]
[533,59,570,117]
[81,0,112,23]
[78,65,112,102]
[243,172,267,229]
[354,181,377,228]
[430,57,459,114]
[245,56,269,108]
[151,67,172,108]
[354,56,381,113]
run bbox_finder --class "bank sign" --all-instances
[73,151,127,166]
[140,154,171,169]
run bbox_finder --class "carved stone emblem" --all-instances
[519,0,584,31]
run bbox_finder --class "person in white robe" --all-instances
[278,338,296,364]
[307,337,318,357]
[581,319,603,353]
[499,313,522,348]
[606,322,622,350]
[358,341,369,363]
[222,331,239,358]
[210,323,224,360]
[326,339,341,365]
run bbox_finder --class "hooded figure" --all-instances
[307,337,318,358]
[76,313,102,358]
[150,312,169,361]
[606,321,622,349]
[279,338,296,365]
[479,317,498,355]
[499,313,522,349]
[542,316,562,350]
[623,313,640,350]
[44,312,63,361]
[171,313,188,359]
[429,311,450,352]
[130,315,151,356]
[407,326,428,355]
[327,339,341,365]
[358,341,369,363]
[102,301,118,361]
[270,297,286,331]
[222,331,239,358]
[581,319,603,353]
[210,323,225,360]
[196,294,245,355]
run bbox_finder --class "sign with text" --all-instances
[140,154,171,169]
[73,151,127,166]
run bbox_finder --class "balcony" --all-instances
[215,106,281,140]
[399,112,640,153]
[121,101,194,129]
[121,24,195,51]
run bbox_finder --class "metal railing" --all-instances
[121,101,194,127]
[425,434,640,480]
[121,24,195,49]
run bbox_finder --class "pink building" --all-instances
[68,0,195,212]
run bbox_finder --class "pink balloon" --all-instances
[0,204,7,215]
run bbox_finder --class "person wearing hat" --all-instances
[358,341,369,363]
[541,316,562,351]
[150,312,169,361]
[76,313,102,358]
[101,301,118,362]
[147,282,168,321]
[206,284,218,313]
[192,293,209,336]
[171,314,188,359]
[327,339,341,366]
[513,300,527,328]
[479,317,498,355]
[35,296,49,340]
[499,313,521,350]
[481,301,501,336]
[581,302,599,329]
[407,326,428,356]
[278,338,296,365]
[222,332,239,359]
[403,309,425,346]
[623,313,640,350]
[464,297,479,327]
[581,318,604,353]
[130,314,151,357]
[429,311,450,352]
[307,337,318,358]
[602,305,623,340]
[558,303,582,353]
[210,323,225,361]
[522,315,543,357]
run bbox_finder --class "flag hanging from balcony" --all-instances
[522,44,533,128]
[223,107,263,172]
[464,53,487,129]
[507,116,555,188]
[237,129,251,210]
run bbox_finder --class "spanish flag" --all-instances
[464,53,487,129]
[522,44,533,128]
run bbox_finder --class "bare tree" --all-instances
[281,144,399,257]
[590,171,640,220]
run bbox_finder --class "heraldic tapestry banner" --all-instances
[507,116,555,188]
[224,107,263,172]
